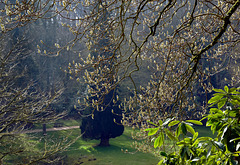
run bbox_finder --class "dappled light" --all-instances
[0,0,239,164]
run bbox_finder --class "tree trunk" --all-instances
[99,137,110,146]
[43,124,47,136]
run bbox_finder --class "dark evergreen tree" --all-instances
[80,89,124,146]
[79,2,124,146]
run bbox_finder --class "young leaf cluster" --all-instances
[145,86,240,165]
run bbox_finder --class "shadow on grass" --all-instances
[47,127,159,165]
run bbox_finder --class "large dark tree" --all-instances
[80,89,124,146]
[79,4,124,146]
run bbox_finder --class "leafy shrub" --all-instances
[146,86,240,165]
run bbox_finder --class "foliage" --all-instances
[63,0,240,161]
[1,0,240,164]
[80,89,124,146]
[65,2,240,151]
[145,86,240,164]
[0,4,76,164]
[0,30,72,164]
[76,5,125,146]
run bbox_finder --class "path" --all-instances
[21,126,79,134]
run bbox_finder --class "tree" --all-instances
[0,1,79,164]
[0,30,69,164]
[2,0,239,162]
[80,89,124,146]
[66,0,240,121]
[65,0,240,157]
[79,5,124,146]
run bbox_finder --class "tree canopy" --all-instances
[81,89,124,146]
[0,1,79,164]
[1,0,240,163]
[65,0,240,125]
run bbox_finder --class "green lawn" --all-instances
[29,120,213,165]
[31,122,159,165]
[64,128,159,165]
[194,125,215,138]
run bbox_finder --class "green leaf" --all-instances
[231,95,240,101]
[197,137,212,141]
[168,120,180,127]
[234,151,240,154]
[181,123,187,135]
[230,137,240,143]
[145,127,159,136]
[184,137,191,143]
[200,116,207,121]
[154,136,161,148]
[192,157,201,162]
[160,132,164,146]
[160,151,167,157]
[231,90,240,95]
[164,128,178,141]
[177,140,186,145]
[229,88,237,93]
[228,111,236,117]
[176,125,181,137]
[236,142,240,151]
[213,88,225,93]
[185,120,203,125]
[158,160,164,165]
[193,132,198,140]
[218,98,227,109]
[210,123,217,135]
[147,120,158,126]
[213,141,224,150]
[221,126,229,141]
[209,108,223,114]
[162,118,173,126]
[154,132,164,148]
[185,124,195,135]
[158,120,163,126]
[192,139,199,146]
[230,97,240,106]
[224,86,229,93]
[208,95,224,104]
[213,93,225,96]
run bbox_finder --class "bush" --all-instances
[146,86,240,165]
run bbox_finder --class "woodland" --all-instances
[0,0,240,164]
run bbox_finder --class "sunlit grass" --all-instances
[63,127,159,165]
[29,124,159,165]
[27,120,213,164]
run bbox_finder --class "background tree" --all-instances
[78,4,124,146]
[64,0,238,114]
[1,0,239,162]
[66,0,240,155]
[81,89,124,146]
[0,1,82,164]
[0,30,68,164]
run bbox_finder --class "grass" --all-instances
[62,125,213,165]
[194,125,215,138]
[28,120,214,165]
[64,128,159,165]
[30,121,159,165]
